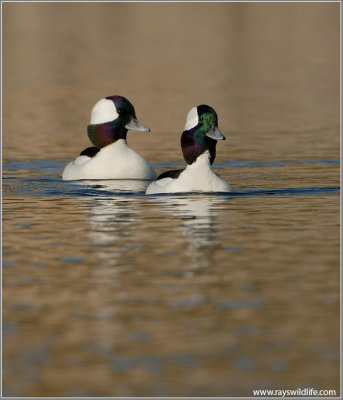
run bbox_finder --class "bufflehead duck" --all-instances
[62,95,156,181]
[145,105,231,194]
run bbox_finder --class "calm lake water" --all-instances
[2,2,340,397]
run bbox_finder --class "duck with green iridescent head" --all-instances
[146,105,231,194]
[62,95,156,181]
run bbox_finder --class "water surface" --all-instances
[2,2,340,397]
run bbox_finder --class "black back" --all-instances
[80,146,100,157]
[156,169,184,181]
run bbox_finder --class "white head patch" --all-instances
[184,107,199,131]
[90,98,119,124]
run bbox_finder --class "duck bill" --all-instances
[206,126,226,140]
[125,117,150,132]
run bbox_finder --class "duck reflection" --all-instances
[148,193,228,270]
[74,179,149,266]
[66,180,151,353]
[78,179,151,193]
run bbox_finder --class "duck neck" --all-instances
[186,151,212,170]
[181,129,216,165]
[87,121,128,148]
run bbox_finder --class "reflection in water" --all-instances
[73,180,149,266]
[149,194,228,270]
[71,180,150,358]
[77,177,231,272]
[76,179,151,193]
[2,1,340,396]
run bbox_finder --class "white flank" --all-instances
[62,139,156,181]
[146,152,231,194]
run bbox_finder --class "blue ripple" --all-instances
[214,158,340,169]
[3,158,340,198]
[228,186,340,197]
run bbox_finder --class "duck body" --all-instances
[146,104,231,194]
[62,95,156,181]
[62,139,156,180]
[146,151,230,194]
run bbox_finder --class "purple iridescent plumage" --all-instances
[87,121,127,148]
[181,130,217,165]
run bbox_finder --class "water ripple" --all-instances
[2,175,339,199]
[2,158,339,198]
[3,157,339,173]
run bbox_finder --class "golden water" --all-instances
[2,2,340,397]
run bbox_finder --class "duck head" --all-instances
[181,104,226,165]
[87,95,150,148]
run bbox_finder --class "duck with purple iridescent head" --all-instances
[62,95,156,181]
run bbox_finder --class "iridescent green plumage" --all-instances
[181,105,224,165]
